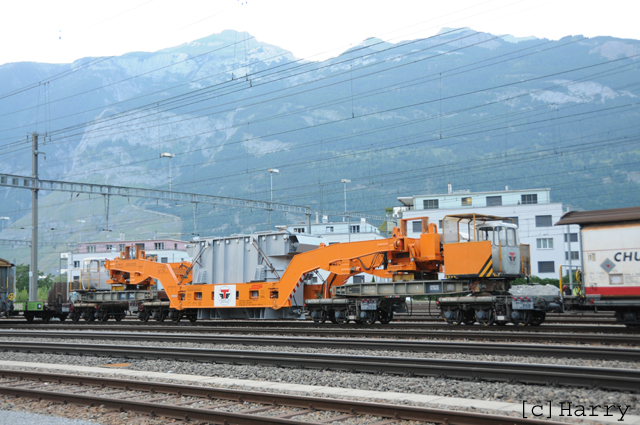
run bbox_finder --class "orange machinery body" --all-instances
[106,246,192,291]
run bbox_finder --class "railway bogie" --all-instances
[439,294,556,326]
[305,296,405,324]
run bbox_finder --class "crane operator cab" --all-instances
[442,214,530,293]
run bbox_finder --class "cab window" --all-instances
[477,228,494,244]
[496,226,508,246]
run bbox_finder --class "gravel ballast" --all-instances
[0,336,638,370]
[0,349,638,417]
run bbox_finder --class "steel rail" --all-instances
[0,320,633,333]
[0,369,566,425]
[3,325,638,344]
[3,330,639,360]
[2,341,640,391]
[396,316,618,324]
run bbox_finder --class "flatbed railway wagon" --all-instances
[0,259,15,317]
[556,206,640,327]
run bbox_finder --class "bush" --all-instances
[512,275,561,286]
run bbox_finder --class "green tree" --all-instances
[15,263,55,301]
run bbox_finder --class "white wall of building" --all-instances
[399,189,580,278]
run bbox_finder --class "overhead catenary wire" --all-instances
[2,34,617,173]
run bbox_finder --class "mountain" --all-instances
[0,28,639,274]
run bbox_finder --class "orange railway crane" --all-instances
[95,215,531,324]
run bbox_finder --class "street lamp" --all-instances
[267,169,279,230]
[77,220,86,245]
[341,179,351,222]
[160,152,175,192]
[0,217,9,232]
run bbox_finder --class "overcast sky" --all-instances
[1,0,638,66]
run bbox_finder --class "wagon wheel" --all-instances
[475,308,495,326]
[530,311,545,326]
[312,311,327,324]
[514,311,532,326]
[363,312,377,325]
[444,308,463,325]
[335,314,348,325]
[98,311,109,322]
[378,310,393,325]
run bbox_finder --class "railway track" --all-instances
[3,341,640,391]
[3,330,640,360]
[0,369,566,425]
[5,326,639,344]
[1,320,636,336]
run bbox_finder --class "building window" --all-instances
[522,194,538,205]
[326,226,334,233]
[423,199,439,210]
[106,244,113,251]
[564,233,578,243]
[535,215,552,227]
[565,251,579,260]
[87,245,96,253]
[536,238,554,249]
[538,261,555,273]
[504,216,519,226]
[119,244,125,251]
[293,227,305,233]
[154,242,164,250]
[73,261,80,268]
[174,243,178,249]
[438,220,443,229]
[412,221,422,233]
[461,197,472,206]
[349,225,360,233]
[136,243,145,250]
[161,257,168,263]
[486,196,502,207]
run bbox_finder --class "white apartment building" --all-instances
[397,187,581,278]
[64,239,190,287]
